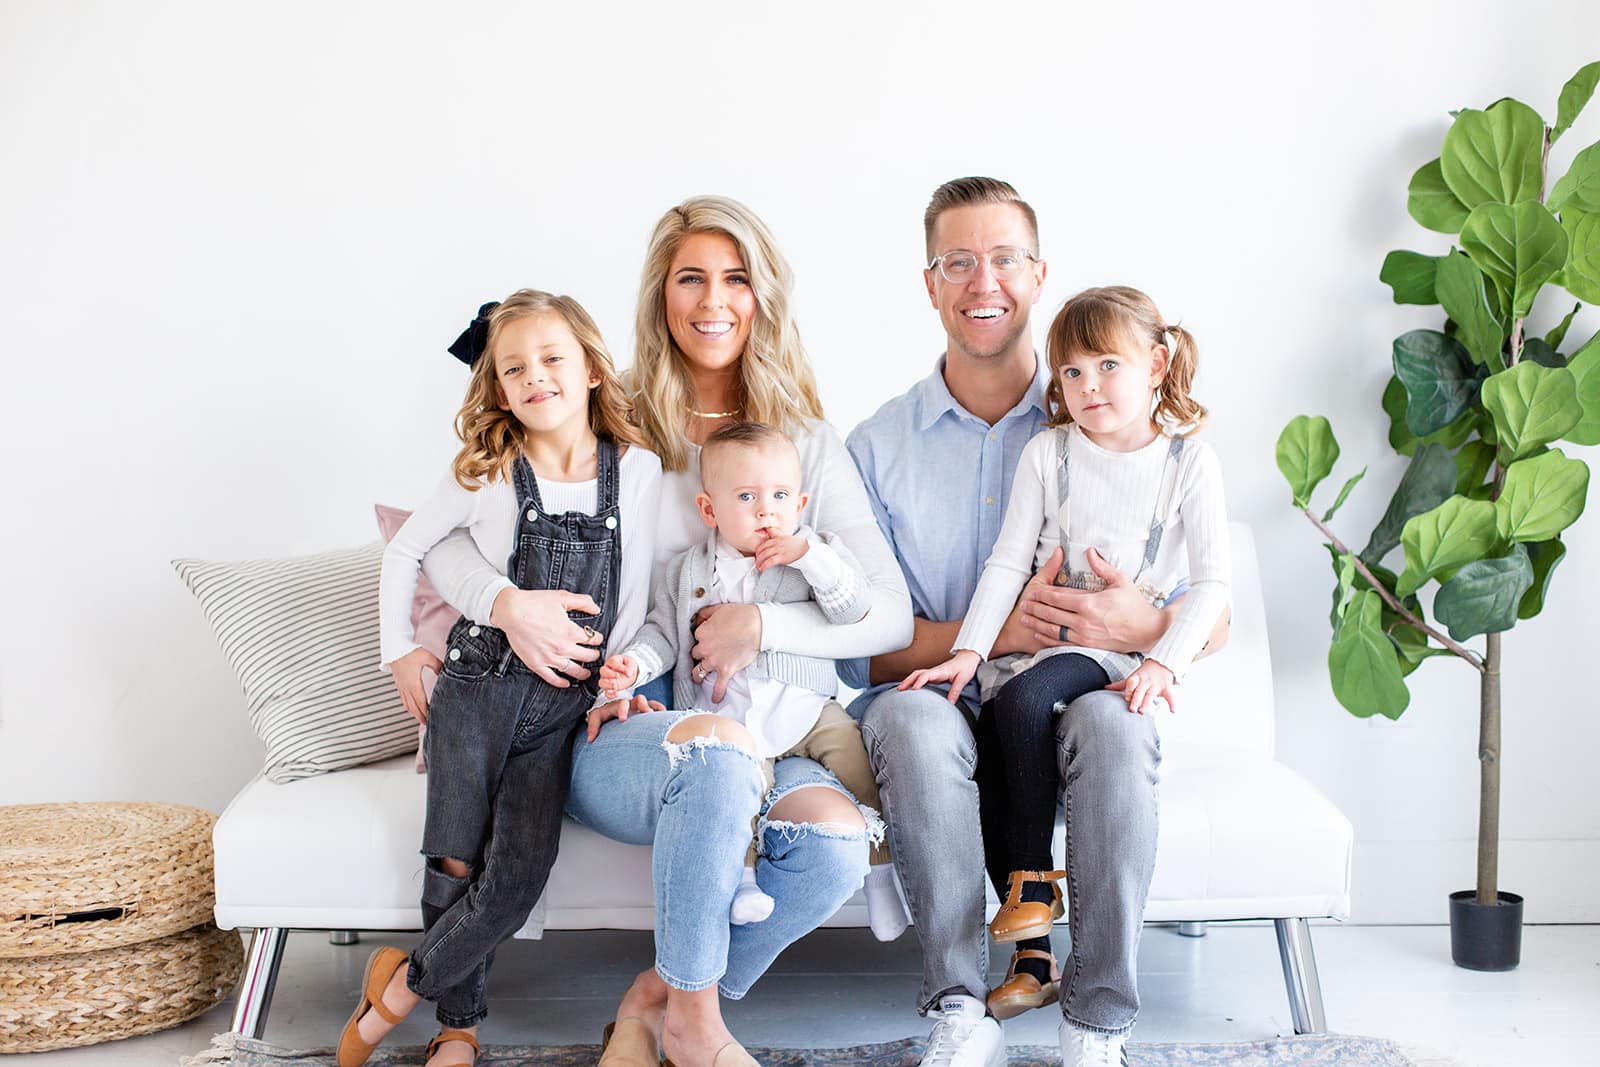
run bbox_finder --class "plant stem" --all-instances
[1477,631,1501,905]
[1300,507,1485,670]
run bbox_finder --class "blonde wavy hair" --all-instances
[452,289,645,489]
[1045,285,1208,435]
[630,195,825,472]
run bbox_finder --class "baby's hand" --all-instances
[898,650,982,706]
[599,654,639,698]
[391,647,444,724]
[755,529,809,571]
[1109,659,1176,715]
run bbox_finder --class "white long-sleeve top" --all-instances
[380,446,663,672]
[954,425,1229,695]
[423,417,911,665]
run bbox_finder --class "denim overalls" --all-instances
[406,438,622,1028]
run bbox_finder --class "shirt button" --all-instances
[989,432,997,440]
[986,496,995,506]
[605,515,618,529]
[694,587,706,598]
[448,648,461,661]
[468,626,481,637]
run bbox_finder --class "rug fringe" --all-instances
[179,1030,239,1066]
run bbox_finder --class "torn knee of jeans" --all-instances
[661,730,759,768]
[856,803,887,849]
[762,775,847,811]
[426,855,473,878]
[757,815,870,846]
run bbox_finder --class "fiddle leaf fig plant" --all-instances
[1276,62,1600,909]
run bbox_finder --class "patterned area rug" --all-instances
[183,1032,1470,1066]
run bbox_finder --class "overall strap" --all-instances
[511,453,545,516]
[1055,427,1073,554]
[1139,435,1187,575]
[593,436,620,513]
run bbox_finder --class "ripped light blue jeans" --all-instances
[566,705,870,996]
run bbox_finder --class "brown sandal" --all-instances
[986,947,1062,1020]
[425,1027,481,1066]
[664,1041,761,1067]
[600,1018,663,1067]
[336,946,410,1067]
[988,869,1067,942]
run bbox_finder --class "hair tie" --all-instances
[448,301,500,366]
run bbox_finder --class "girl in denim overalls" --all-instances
[339,290,662,1067]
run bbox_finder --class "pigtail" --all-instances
[1155,324,1207,434]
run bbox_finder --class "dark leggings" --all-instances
[991,653,1111,873]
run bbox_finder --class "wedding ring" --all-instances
[692,665,707,682]
[582,626,599,642]
[1059,624,1069,642]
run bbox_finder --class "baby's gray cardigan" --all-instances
[626,527,871,711]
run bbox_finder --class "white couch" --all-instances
[214,522,1352,1038]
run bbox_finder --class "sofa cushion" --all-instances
[174,544,417,783]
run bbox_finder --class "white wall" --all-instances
[2,1,1596,923]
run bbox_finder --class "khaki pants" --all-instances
[750,700,889,867]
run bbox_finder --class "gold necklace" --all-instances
[687,407,741,419]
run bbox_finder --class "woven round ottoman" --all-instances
[0,802,245,1053]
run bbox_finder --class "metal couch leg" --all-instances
[1274,917,1327,1035]
[330,930,360,945]
[231,927,288,1038]
[1177,921,1207,937]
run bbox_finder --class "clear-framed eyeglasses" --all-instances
[926,246,1039,285]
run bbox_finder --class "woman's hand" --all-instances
[599,654,639,699]
[899,649,981,705]
[1015,548,1167,654]
[391,647,443,724]
[690,602,762,704]
[1109,659,1176,715]
[489,587,606,688]
[586,694,666,742]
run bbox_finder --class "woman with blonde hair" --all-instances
[423,197,912,1067]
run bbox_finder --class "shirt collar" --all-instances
[913,352,1052,432]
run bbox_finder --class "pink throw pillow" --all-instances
[375,503,461,772]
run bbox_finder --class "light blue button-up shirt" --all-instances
[839,353,1052,705]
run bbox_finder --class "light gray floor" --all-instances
[15,924,1598,1067]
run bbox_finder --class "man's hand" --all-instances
[691,602,762,704]
[1108,659,1176,715]
[899,649,982,706]
[1016,548,1167,654]
[754,529,809,571]
[390,647,443,724]
[489,588,606,688]
[994,547,1069,658]
[598,654,639,699]
[585,694,666,742]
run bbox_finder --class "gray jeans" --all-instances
[856,686,1160,1035]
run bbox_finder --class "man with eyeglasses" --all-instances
[841,177,1225,1067]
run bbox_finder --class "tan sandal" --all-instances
[663,1039,761,1067]
[336,946,410,1067]
[986,947,1062,1020]
[988,869,1067,943]
[425,1027,480,1066]
[600,1017,663,1067]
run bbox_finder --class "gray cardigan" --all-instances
[623,527,871,710]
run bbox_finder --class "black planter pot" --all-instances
[1449,890,1523,970]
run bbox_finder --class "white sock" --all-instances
[865,862,910,942]
[729,867,775,925]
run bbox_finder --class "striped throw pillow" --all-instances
[173,542,418,782]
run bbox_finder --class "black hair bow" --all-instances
[448,301,501,366]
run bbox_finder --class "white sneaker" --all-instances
[864,863,911,942]
[920,994,1004,1067]
[729,867,775,925]
[1058,1018,1128,1067]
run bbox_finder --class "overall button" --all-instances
[527,509,538,522]
[449,648,461,661]
[468,626,481,637]
[604,515,618,529]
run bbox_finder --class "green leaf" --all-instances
[1397,496,1500,595]
[1550,142,1600,214]
[1461,201,1570,319]
[1328,590,1411,719]
[1393,330,1479,435]
[1333,551,1357,625]
[1454,439,1497,496]
[1382,376,1419,455]
[1322,468,1367,523]
[1387,619,1445,677]
[1480,361,1581,462]
[1434,250,1506,368]
[1494,448,1591,542]
[1407,157,1471,233]
[1519,337,1566,367]
[1567,332,1600,444]
[1440,100,1546,208]
[1554,60,1600,142]
[1362,442,1457,564]
[1545,302,1582,350]
[1380,251,1442,305]
[1275,416,1340,509]
[1518,537,1567,619]
[1433,544,1535,640]
[1559,209,1600,304]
